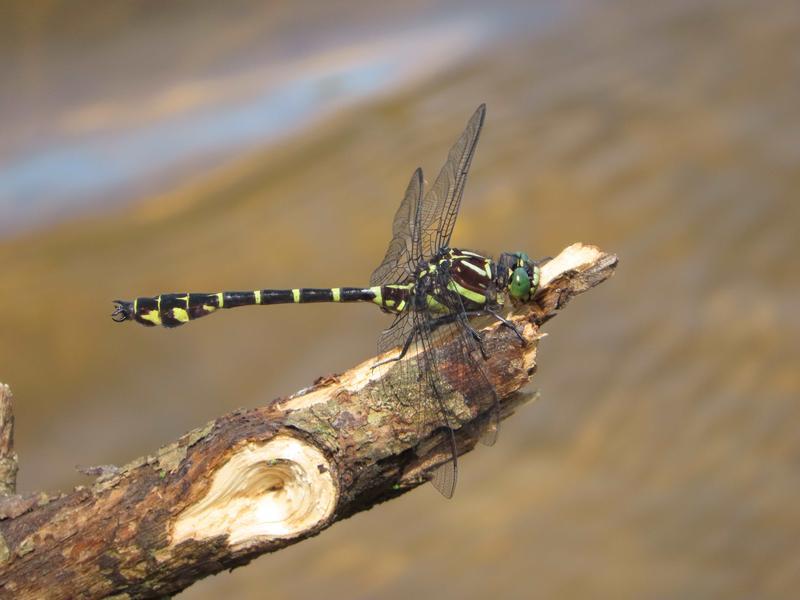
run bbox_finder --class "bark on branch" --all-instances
[0,243,617,599]
[0,384,17,499]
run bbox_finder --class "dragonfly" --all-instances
[112,104,542,497]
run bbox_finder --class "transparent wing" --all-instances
[418,104,486,258]
[373,305,460,498]
[415,308,460,498]
[450,308,500,447]
[375,312,415,369]
[371,104,486,279]
[370,168,423,286]
[413,302,500,495]
[368,105,494,497]
[373,311,421,424]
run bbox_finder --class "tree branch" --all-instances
[0,243,617,599]
[0,384,17,498]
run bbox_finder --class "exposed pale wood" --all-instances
[172,435,337,547]
[0,243,617,600]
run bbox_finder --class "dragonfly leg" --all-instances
[372,327,418,369]
[465,309,526,346]
[374,312,467,369]
[462,319,489,359]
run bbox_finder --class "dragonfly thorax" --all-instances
[400,248,501,314]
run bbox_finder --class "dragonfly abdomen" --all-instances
[112,287,384,327]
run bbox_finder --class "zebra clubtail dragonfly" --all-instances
[112,104,542,497]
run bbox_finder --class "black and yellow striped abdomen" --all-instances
[112,287,403,328]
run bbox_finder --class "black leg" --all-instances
[462,318,488,358]
[372,327,418,369]
[373,308,523,370]
[463,309,526,346]
[373,312,466,369]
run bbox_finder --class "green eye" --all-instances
[510,267,531,300]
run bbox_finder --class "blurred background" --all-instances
[1,0,798,597]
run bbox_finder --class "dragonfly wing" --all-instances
[373,305,459,498]
[373,311,422,423]
[435,269,501,446]
[369,105,495,498]
[418,104,486,257]
[416,301,499,495]
[414,307,459,498]
[452,311,500,447]
[370,168,423,286]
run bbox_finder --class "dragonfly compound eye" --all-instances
[514,251,530,266]
[509,267,531,300]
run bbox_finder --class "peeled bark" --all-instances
[0,243,617,599]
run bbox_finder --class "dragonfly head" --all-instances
[498,252,540,302]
